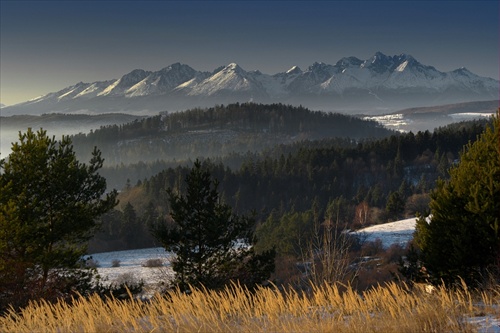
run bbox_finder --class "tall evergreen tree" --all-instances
[122,202,141,248]
[386,191,405,221]
[0,129,117,310]
[414,114,500,286]
[153,160,275,291]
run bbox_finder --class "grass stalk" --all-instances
[1,281,498,332]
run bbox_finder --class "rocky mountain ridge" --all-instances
[3,52,498,115]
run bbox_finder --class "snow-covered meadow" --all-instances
[85,247,174,297]
[352,217,418,248]
[87,218,420,294]
[364,110,496,133]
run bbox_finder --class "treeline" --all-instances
[99,137,359,190]
[70,103,393,167]
[89,117,491,255]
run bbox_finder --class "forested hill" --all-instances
[70,103,393,166]
[127,118,489,218]
[91,117,491,253]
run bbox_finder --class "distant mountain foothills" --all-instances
[69,103,393,170]
[3,52,498,115]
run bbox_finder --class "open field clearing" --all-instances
[86,217,418,297]
[1,281,499,332]
[352,217,417,249]
[85,247,174,298]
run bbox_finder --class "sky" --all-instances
[0,1,498,106]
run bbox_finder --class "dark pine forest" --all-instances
[76,104,490,269]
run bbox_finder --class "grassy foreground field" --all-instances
[1,281,499,332]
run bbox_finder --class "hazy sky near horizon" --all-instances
[1,1,498,106]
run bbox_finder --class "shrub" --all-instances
[383,243,406,264]
[114,272,138,286]
[142,258,163,267]
[111,259,121,267]
[404,193,430,217]
[100,273,144,300]
[85,258,100,268]
[361,239,384,257]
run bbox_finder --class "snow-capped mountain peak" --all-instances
[335,57,363,70]
[124,63,198,97]
[98,69,151,97]
[452,67,474,76]
[286,65,302,74]
[226,62,240,70]
[212,63,245,78]
[4,52,498,115]
[183,63,262,97]
[217,63,247,76]
[366,52,398,73]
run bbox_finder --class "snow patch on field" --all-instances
[363,113,410,131]
[468,313,500,333]
[88,219,422,291]
[85,247,174,297]
[352,217,418,248]
[449,112,495,121]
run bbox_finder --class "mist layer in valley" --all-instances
[0,113,143,158]
[363,100,498,132]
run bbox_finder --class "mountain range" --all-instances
[2,52,498,116]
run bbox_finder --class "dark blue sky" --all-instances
[1,1,498,105]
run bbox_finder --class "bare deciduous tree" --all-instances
[354,201,370,227]
[301,205,360,286]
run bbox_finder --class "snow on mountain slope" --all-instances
[126,63,199,97]
[174,72,212,92]
[186,63,267,97]
[75,81,115,99]
[99,69,151,96]
[320,54,447,93]
[270,66,303,95]
[382,58,447,90]
[4,52,499,115]
[448,67,499,95]
[21,83,91,105]
[288,62,337,93]
[320,71,367,93]
[56,82,90,101]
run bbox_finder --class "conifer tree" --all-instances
[386,191,405,221]
[153,160,275,291]
[0,129,117,310]
[414,114,500,286]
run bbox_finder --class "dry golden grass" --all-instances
[1,281,499,332]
